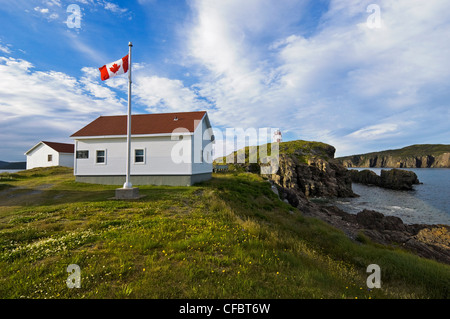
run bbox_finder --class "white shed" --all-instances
[25,141,74,170]
[70,111,214,186]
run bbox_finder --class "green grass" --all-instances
[214,140,335,169]
[0,167,448,299]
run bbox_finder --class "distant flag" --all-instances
[98,55,129,81]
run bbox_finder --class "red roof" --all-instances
[71,111,207,137]
[42,141,74,153]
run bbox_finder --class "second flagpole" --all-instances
[123,41,133,189]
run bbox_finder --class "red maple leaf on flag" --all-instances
[109,63,120,74]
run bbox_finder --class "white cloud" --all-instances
[0,57,126,160]
[49,13,59,20]
[34,7,49,14]
[133,73,210,114]
[44,0,61,7]
[32,5,58,21]
[184,0,450,156]
[0,44,11,54]
[75,0,93,4]
[347,123,399,140]
[64,33,107,66]
[102,1,128,14]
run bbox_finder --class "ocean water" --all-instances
[328,168,450,225]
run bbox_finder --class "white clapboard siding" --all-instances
[74,135,194,176]
[25,143,74,170]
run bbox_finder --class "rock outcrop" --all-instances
[348,168,420,190]
[269,154,356,199]
[219,140,356,199]
[337,144,450,168]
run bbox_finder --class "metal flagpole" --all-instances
[123,42,133,189]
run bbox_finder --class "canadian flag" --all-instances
[99,55,129,81]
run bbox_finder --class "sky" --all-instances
[0,0,449,162]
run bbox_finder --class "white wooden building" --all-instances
[70,111,214,186]
[25,141,74,170]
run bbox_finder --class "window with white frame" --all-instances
[96,150,106,164]
[135,149,145,164]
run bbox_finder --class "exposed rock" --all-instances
[268,154,356,199]
[415,227,450,251]
[348,168,420,190]
[379,169,420,190]
[348,169,380,185]
[337,144,450,168]
[356,209,407,232]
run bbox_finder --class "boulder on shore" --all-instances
[380,168,420,190]
[348,168,420,190]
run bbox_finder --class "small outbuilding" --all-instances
[25,141,74,170]
[70,111,214,186]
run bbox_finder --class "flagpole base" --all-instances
[114,187,140,200]
[123,182,133,189]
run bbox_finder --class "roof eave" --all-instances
[24,141,44,155]
[70,132,194,140]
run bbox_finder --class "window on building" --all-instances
[200,149,203,163]
[48,154,52,162]
[135,149,144,163]
[76,150,89,159]
[96,150,105,164]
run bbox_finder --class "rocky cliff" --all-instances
[337,144,450,168]
[218,140,356,200]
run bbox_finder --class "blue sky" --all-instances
[0,0,449,162]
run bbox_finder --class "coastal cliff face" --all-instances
[268,153,356,199]
[220,140,356,200]
[337,144,450,168]
[340,153,450,168]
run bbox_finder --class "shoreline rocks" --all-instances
[348,168,420,190]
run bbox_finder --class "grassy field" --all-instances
[0,167,448,299]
